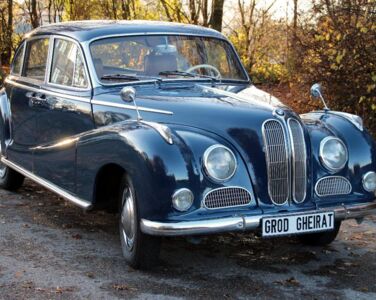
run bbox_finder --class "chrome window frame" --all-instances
[86,32,251,87]
[47,35,91,91]
[10,42,26,76]
[21,35,51,85]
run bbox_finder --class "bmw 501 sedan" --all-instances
[1,20,376,269]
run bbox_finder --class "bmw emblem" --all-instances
[275,108,285,116]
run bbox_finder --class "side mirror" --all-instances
[120,87,136,103]
[310,83,322,99]
[120,86,142,121]
[310,83,329,110]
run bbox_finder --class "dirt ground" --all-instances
[0,180,376,299]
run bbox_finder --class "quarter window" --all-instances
[24,38,49,81]
[11,43,25,75]
[50,39,88,88]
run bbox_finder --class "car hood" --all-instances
[93,83,304,206]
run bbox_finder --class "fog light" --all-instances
[172,188,194,212]
[363,171,376,192]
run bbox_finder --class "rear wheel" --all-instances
[119,174,161,269]
[298,221,341,246]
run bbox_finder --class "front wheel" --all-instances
[0,161,24,191]
[119,175,161,269]
[298,221,341,246]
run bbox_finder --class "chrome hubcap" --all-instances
[121,187,135,250]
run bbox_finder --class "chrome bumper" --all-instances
[140,201,376,236]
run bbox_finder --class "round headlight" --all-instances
[203,145,237,181]
[319,137,348,172]
[172,188,194,212]
[363,171,376,193]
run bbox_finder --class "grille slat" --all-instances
[204,187,252,209]
[315,176,352,197]
[288,119,307,203]
[262,120,289,205]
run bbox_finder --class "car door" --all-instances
[4,37,50,171]
[32,36,95,193]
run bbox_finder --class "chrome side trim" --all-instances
[141,200,376,236]
[91,99,173,115]
[5,79,91,103]
[1,157,91,209]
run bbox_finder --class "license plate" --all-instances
[262,211,335,237]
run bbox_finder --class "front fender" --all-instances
[76,121,255,220]
[301,111,376,203]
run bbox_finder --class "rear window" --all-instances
[23,38,49,81]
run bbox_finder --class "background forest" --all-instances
[0,0,375,135]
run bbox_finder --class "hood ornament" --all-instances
[310,83,329,111]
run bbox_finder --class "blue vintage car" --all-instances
[1,20,376,269]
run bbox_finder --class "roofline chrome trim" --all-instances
[5,78,91,103]
[91,99,173,115]
[140,200,376,236]
[1,157,92,209]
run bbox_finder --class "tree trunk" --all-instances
[202,0,209,27]
[209,0,225,32]
[30,0,39,28]
[3,0,13,65]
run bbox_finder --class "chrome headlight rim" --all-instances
[319,136,348,172]
[362,171,376,193]
[172,188,194,212]
[203,144,237,182]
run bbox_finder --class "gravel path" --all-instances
[0,180,376,299]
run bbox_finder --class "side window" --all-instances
[11,43,25,75]
[24,38,49,81]
[50,39,88,88]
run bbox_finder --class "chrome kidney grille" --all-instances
[262,118,307,205]
[204,187,252,209]
[315,176,352,197]
[262,120,290,205]
[288,119,307,203]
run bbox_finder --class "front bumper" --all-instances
[140,200,376,236]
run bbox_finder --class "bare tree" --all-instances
[209,0,225,31]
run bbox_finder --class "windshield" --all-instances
[90,35,248,83]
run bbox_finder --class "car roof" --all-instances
[27,20,225,42]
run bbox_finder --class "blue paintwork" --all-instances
[1,21,376,225]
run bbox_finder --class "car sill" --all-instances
[1,157,92,209]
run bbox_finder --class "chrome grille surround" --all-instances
[287,118,307,203]
[315,176,352,197]
[262,119,289,205]
[203,187,253,209]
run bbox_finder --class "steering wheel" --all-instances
[185,64,222,79]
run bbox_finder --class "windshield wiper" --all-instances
[159,70,196,78]
[159,70,220,82]
[101,73,159,82]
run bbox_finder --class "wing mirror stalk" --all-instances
[120,87,142,122]
[310,83,329,111]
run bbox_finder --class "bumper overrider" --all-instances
[140,200,376,236]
